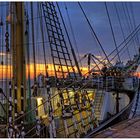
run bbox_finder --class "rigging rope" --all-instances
[5,1,9,114]
[103,22,140,65]
[91,23,140,68]
[104,2,121,63]
[78,2,112,66]
[124,3,138,49]
[0,3,4,89]
[1,20,4,90]
[129,3,140,46]
[0,6,6,118]
[45,22,140,79]
[36,4,40,75]
[91,57,102,73]
[122,3,137,53]
[38,3,48,76]
[30,2,37,83]
[5,5,9,99]
[64,3,82,68]
[114,3,131,60]
[110,25,140,63]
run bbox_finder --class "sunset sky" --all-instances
[0,2,140,79]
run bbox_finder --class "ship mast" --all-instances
[11,2,26,119]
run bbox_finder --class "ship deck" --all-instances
[93,116,140,138]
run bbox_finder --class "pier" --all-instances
[93,116,140,138]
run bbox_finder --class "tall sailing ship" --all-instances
[0,2,139,138]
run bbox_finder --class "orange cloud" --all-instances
[0,65,12,79]
[0,63,140,80]
[0,63,89,79]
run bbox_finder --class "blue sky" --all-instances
[57,2,140,65]
[0,2,140,69]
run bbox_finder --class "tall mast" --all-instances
[11,2,26,115]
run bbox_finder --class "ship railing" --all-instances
[105,76,115,91]
[92,75,139,92]
[92,76,103,89]
[105,76,139,92]
[92,76,115,90]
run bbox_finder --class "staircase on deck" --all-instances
[93,91,105,122]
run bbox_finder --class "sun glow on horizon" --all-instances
[0,63,140,79]
[0,63,89,79]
